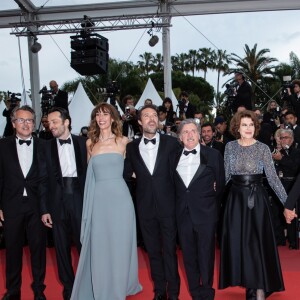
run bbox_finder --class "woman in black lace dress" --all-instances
[219,110,287,300]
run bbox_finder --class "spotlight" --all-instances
[149,35,159,47]
[31,37,42,53]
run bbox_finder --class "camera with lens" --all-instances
[270,107,281,120]
[281,76,295,99]
[177,98,186,115]
[7,91,21,109]
[124,106,133,121]
[39,86,54,115]
[285,123,293,130]
[224,84,236,111]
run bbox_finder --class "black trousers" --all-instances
[178,210,216,300]
[139,215,180,297]
[4,197,46,295]
[52,180,82,295]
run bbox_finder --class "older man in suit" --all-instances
[0,105,47,300]
[174,119,225,300]
[124,104,180,300]
[41,107,87,300]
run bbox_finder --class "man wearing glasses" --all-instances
[273,128,300,249]
[0,106,48,300]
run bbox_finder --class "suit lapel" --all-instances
[188,149,207,187]
[175,148,186,187]
[25,136,37,178]
[10,136,24,177]
[152,134,163,175]
[133,138,152,175]
[72,135,83,177]
[51,139,63,186]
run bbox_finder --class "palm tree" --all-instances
[171,53,188,73]
[227,43,278,107]
[198,47,214,80]
[151,53,164,72]
[289,51,300,79]
[186,49,199,77]
[212,49,231,101]
[137,52,154,77]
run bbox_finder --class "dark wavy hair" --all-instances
[88,103,122,150]
[230,110,260,139]
[48,107,72,131]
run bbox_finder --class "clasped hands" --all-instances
[283,208,297,224]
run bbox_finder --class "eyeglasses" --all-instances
[14,118,34,124]
[280,136,291,140]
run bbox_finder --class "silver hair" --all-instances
[177,118,201,136]
[11,105,36,123]
[280,128,294,139]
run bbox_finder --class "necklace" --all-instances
[99,134,115,143]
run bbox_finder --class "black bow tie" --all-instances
[19,139,31,146]
[59,138,71,146]
[144,138,156,145]
[183,149,197,156]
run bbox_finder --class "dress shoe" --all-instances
[153,293,167,300]
[1,293,21,300]
[34,291,46,300]
[168,297,179,300]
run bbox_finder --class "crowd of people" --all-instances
[0,77,300,300]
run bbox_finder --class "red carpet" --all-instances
[0,245,299,299]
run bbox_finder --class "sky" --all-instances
[1,0,300,104]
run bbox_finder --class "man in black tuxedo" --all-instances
[0,105,47,300]
[233,72,252,112]
[49,80,69,112]
[41,107,87,300]
[124,104,180,300]
[174,119,225,300]
[284,111,300,146]
[179,91,196,119]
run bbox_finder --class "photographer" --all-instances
[49,80,68,112]
[284,111,300,146]
[121,95,141,140]
[286,79,300,124]
[272,129,300,249]
[201,122,225,156]
[177,91,196,119]
[263,100,281,133]
[2,94,21,137]
[232,72,252,112]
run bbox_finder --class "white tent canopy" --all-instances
[135,78,163,109]
[69,82,94,135]
[0,100,6,137]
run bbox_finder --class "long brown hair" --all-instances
[88,103,122,150]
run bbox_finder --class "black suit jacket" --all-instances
[234,80,252,111]
[53,89,68,111]
[293,125,300,146]
[45,135,87,221]
[174,145,225,225]
[0,136,48,218]
[185,102,196,119]
[285,171,300,210]
[124,134,181,219]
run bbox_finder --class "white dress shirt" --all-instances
[16,136,33,196]
[57,135,77,177]
[176,143,200,188]
[139,133,160,175]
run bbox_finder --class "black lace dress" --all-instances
[219,140,287,294]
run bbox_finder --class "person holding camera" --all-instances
[49,80,68,112]
[286,79,300,124]
[178,91,196,119]
[121,95,141,140]
[272,129,300,249]
[284,111,300,146]
[2,96,21,137]
[232,72,252,112]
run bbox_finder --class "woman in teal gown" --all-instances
[71,103,142,300]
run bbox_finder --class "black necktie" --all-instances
[59,138,71,146]
[183,149,197,156]
[19,139,31,146]
[144,138,156,145]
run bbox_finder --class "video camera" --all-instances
[99,81,120,108]
[270,107,281,120]
[39,86,54,115]
[177,98,186,115]
[7,91,21,109]
[281,76,295,99]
